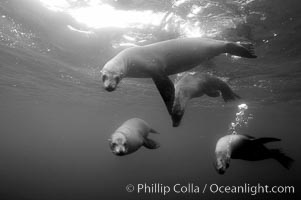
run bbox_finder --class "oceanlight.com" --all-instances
[125,183,295,196]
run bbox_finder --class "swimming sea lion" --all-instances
[109,118,160,156]
[101,38,256,116]
[214,134,294,174]
[172,72,240,127]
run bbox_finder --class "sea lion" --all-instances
[108,118,160,156]
[172,72,240,127]
[214,134,294,174]
[101,38,256,116]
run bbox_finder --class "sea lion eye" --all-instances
[102,74,107,82]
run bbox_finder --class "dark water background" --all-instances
[0,0,300,199]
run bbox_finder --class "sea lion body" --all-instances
[214,134,294,174]
[172,72,240,127]
[109,118,160,156]
[102,38,256,78]
[117,38,231,77]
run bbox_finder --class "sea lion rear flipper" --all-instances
[143,138,160,149]
[270,149,294,169]
[151,74,175,116]
[226,42,257,58]
[254,137,281,144]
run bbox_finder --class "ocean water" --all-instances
[0,0,300,200]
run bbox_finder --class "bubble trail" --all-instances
[228,103,251,135]
[226,103,253,158]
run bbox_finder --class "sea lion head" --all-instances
[109,132,128,156]
[214,152,230,174]
[101,69,122,92]
[171,103,184,127]
[101,59,125,92]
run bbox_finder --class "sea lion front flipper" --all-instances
[143,138,160,149]
[150,128,160,134]
[151,74,175,116]
[241,134,255,139]
[254,137,281,144]
[211,78,240,102]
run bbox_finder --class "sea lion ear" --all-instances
[108,138,112,142]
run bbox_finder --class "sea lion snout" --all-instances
[215,163,227,175]
[104,84,116,92]
[214,155,230,175]
[112,146,127,156]
[216,167,226,175]
[110,143,128,156]
[172,112,183,127]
